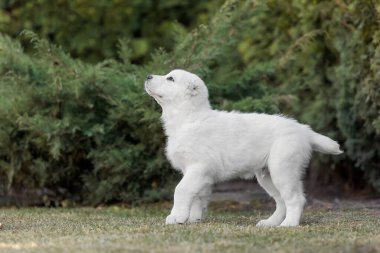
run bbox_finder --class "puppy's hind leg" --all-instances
[268,138,310,227]
[255,169,286,227]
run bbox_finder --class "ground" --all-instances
[1,200,379,253]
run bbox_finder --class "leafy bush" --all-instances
[0,0,278,204]
[247,0,380,191]
[258,0,379,191]
[0,0,379,205]
[0,0,223,63]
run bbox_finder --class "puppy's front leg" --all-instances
[188,186,212,223]
[166,164,212,224]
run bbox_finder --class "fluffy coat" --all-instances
[145,69,342,227]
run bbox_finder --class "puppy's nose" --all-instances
[146,75,153,80]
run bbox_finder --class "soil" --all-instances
[211,180,380,211]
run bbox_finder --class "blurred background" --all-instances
[0,0,379,207]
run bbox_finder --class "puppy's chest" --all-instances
[165,137,193,172]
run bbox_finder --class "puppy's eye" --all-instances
[166,76,175,82]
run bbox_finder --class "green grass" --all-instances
[0,204,379,253]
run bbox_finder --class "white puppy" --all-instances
[145,69,342,227]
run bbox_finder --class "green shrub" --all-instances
[0,31,173,204]
[0,0,279,204]
[237,0,380,190]
[0,0,379,206]
[0,0,223,63]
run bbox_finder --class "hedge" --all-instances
[0,0,379,205]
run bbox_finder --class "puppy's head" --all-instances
[145,69,209,109]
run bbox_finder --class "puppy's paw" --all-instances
[279,220,299,227]
[188,214,202,223]
[165,214,177,224]
[165,213,188,225]
[188,210,203,223]
[256,219,280,227]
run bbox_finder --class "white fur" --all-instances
[145,69,342,227]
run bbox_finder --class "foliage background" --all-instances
[0,0,379,205]
[0,0,223,63]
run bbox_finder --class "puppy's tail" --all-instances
[311,132,343,155]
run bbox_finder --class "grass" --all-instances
[0,204,379,253]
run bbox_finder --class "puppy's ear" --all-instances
[186,81,199,97]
